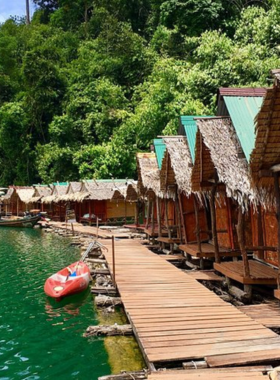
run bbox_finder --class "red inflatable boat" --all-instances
[44,261,91,299]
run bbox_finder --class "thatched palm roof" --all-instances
[16,188,35,203]
[3,187,15,203]
[136,152,163,198]
[58,182,83,202]
[160,136,192,196]
[250,74,280,193]
[41,184,68,204]
[26,186,51,204]
[193,117,257,206]
[111,182,138,202]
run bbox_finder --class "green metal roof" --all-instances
[52,182,68,186]
[224,96,264,161]
[154,138,166,169]
[180,116,214,162]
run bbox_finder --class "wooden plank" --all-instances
[101,238,280,367]
[206,348,280,367]
[185,270,223,282]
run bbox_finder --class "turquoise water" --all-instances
[0,228,110,380]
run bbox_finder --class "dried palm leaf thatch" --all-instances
[136,152,174,199]
[3,188,15,203]
[162,136,192,196]
[41,184,68,204]
[191,129,215,193]
[16,188,35,204]
[26,186,51,204]
[196,117,258,208]
[250,81,280,197]
[57,182,83,202]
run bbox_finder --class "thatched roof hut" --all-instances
[111,182,138,202]
[58,182,83,202]
[250,72,280,196]
[160,136,193,196]
[26,186,51,204]
[16,187,35,204]
[3,187,15,204]
[73,180,132,202]
[193,117,257,207]
[136,152,162,198]
[41,184,68,204]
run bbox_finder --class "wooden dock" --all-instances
[101,238,280,370]
[238,303,280,328]
[214,260,278,285]
[179,243,240,258]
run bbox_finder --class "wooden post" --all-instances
[112,236,116,287]
[237,205,250,278]
[175,195,182,242]
[193,197,202,254]
[135,201,139,227]
[274,172,280,288]
[210,182,220,263]
[178,191,187,244]
[156,197,161,238]
[71,223,74,236]
[151,200,155,239]
[257,204,264,260]
[145,199,150,229]
[124,200,127,224]
[17,197,19,216]
[164,198,171,239]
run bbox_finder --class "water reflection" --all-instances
[45,288,90,321]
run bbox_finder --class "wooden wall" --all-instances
[251,206,278,266]
[181,194,208,243]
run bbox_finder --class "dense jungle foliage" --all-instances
[0,0,280,184]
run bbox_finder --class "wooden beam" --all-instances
[274,172,280,288]
[210,176,220,263]
[156,197,161,238]
[257,204,264,260]
[237,205,250,278]
[178,190,187,244]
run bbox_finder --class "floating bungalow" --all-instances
[3,186,35,216]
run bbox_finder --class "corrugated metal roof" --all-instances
[154,138,166,169]
[179,116,198,163]
[219,87,267,97]
[180,116,215,162]
[224,96,264,161]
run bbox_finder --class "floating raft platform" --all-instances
[100,238,280,370]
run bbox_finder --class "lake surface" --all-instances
[0,228,110,379]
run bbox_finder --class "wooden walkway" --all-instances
[101,238,280,369]
[238,303,280,328]
[147,368,270,379]
[47,221,133,239]
[214,260,278,285]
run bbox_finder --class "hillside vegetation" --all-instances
[0,0,280,185]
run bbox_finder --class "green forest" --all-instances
[0,0,280,185]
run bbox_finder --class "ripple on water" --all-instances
[0,228,110,379]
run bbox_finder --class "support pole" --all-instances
[156,197,162,238]
[274,172,280,288]
[178,190,187,244]
[112,236,116,287]
[257,204,264,260]
[193,197,202,254]
[164,198,171,239]
[210,182,220,263]
[237,205,250,278]
[151,199,155,239]
[145,199,151,229]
